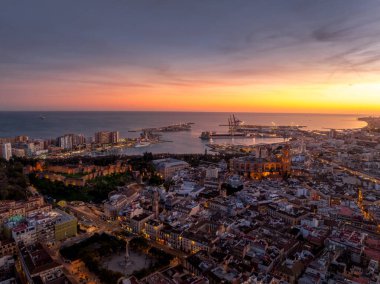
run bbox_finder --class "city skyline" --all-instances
[2,2,380,283]
[1,0,380,114]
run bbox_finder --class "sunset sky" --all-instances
[1,0,380,114]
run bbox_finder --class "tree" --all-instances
[0,160,28,201]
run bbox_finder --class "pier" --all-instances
[129,122,193,133]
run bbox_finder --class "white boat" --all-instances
[135,141,151,148]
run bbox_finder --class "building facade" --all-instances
[0,143,12,161]
[95,131,119,144]
[230,145,291,179]
[153,158,189,179]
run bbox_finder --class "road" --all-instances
[60,231,96,248]
[115,233,187,259]
[148,239,187,259]
[318,157,380,185]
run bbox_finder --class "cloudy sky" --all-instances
[1,0,380,113]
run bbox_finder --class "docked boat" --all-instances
[135,141,151,148]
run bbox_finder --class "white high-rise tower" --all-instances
[0,143,12,161]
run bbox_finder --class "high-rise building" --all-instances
[15,135,29,143]
[109,131,119,143]
[72,134,86,146]
[0,138,13,144]
[25,143,35,156]
[95,131,119,144]
[33,140,45,151]
[329,129,337,139]
[12,148,25,158]
[95,131,109,144]
[0,143,12,161]
[57,135,73,150]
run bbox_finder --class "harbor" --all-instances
[0,112,367,158]
[200,114,306,140]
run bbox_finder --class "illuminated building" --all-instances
[12,148,25,158]
[18,243,69,284]
[54,209,77,241]
[57,133,85,149]
[229,145,291,179]
[152,158,189,179]
[144,219,163,240]
[57,135,73,150]
[95,131,119,144]
[129,213,153,234]
[0,197,49,225]
[104,194,130,220]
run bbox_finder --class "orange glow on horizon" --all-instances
[2,71,380,114]
[2,0,380,115]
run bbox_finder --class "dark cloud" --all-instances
[311,16,380,43]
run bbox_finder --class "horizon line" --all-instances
[0,110,371,116]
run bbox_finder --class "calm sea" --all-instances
[0,112,366,154]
